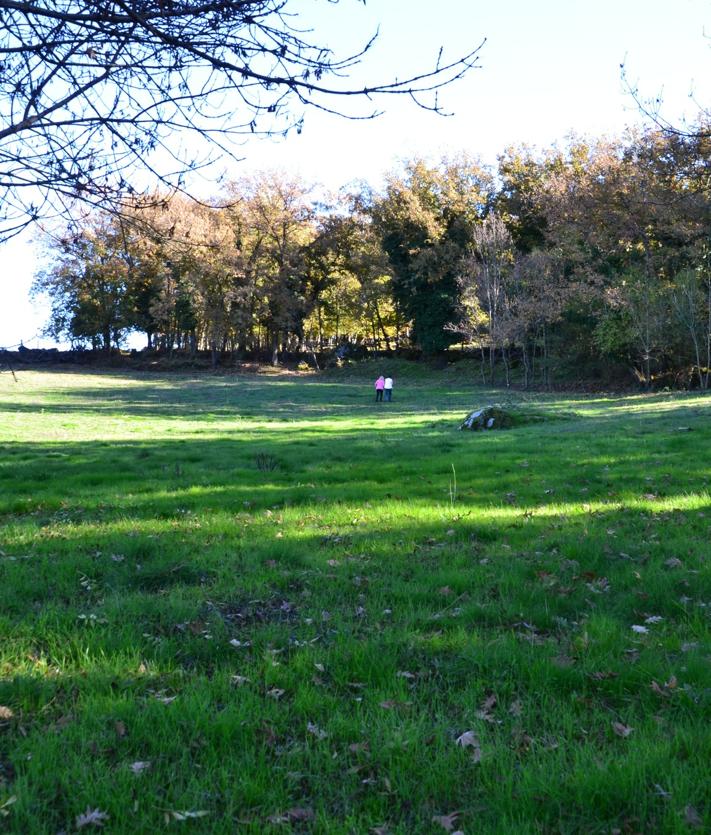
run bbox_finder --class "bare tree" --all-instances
[456,213,513,383]
[0,1,483,239]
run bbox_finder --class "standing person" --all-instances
[384,374,394,401]
[374,375,385,402]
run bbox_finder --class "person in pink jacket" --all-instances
[374,375,385,402]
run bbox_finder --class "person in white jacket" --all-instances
[383,375,393,401]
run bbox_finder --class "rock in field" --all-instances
[459,406,515,431]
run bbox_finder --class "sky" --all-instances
[2,0,710,349]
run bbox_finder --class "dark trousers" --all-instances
[375,389,383,401]
[384,389,392,401]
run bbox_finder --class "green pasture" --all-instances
[0,367,709,833]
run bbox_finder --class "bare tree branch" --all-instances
[0,0,484,239]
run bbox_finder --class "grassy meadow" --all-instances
[0,365,709,834]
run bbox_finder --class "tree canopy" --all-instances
[33,123,711,389]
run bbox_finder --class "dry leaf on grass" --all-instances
[432,810,462,832]
[164,809,210,822]
[456,730,482,763]
[683,805,703,829]
[589,671,618,681]
[268,807,314,824]
[75,807,110,829]
[348,741,370,754]
[476,693,497,722]
[306,722,327,740]
[378,699,410,710]
[0,796,17,818]
[611,721,634,738]
[129,761,151,775]
[0,706,13,720]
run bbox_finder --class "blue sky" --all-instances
[2,0,710,349]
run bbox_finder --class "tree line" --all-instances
[33,123,711,388]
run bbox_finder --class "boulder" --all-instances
[459,406,515,431]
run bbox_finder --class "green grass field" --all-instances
[0,367,709,834]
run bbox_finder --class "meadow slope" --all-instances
[0,368,709,834]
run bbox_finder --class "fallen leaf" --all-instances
[396,671,416,680]
[306,721,327,740]
[631,625,648,634]
[476,692,498,721]
[153,694,177,705]
[267,688,285,700]
[664,557,683,569]
[75,807,110,829]
[455,730,479,749]
[650,680,668,697]
[0,706,13,720]
[268,807,314,824]
[432,811,461,832]
[165,810,210,822]
[509,699,523,716]
[114,720,127,738]
[130,760,151,775]
[0,796,17,818]
[683,805,703,829]
[260,723,277,746]
[612,721,634,738]
[230,675,250,687]
[348,741,370,754]
[481,693,497,711]
[455,730,482,762]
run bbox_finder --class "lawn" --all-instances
[0,366,709,834]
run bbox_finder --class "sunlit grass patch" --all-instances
[0,369,709,832]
